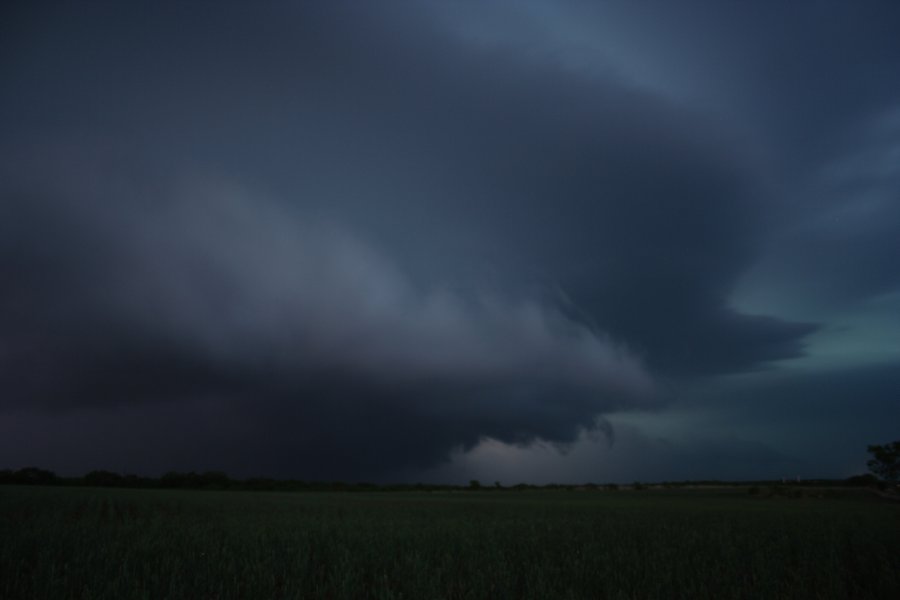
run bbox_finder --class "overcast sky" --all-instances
[2,1,898,483]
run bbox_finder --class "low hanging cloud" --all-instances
[127,182,653,394]
[0,163,655,477]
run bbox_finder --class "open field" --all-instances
[2,485,898,599]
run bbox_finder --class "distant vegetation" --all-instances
[0,466,892,492]
[867,439,900,483]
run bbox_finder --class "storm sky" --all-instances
[2,1,898,483]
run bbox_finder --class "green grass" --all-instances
[2,485,898,599]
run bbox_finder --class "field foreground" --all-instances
[2,485,898,599]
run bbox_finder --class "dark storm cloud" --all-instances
[0,157,654,477]
[551,0,900,171]
[11,1,897,479]
[436,424,808,485]
[676,362,900,478]
[738,108,900,315]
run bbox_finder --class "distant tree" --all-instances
[160,471,228,488]
[845,473,879,487]
[160,471,188,488]
[468,479,481,490]
[84,470,123,487]
[120,474,147,488]
[13,467,58,485]
[867,440,900,482]
[199,471,231,488]
[245,477,277,491]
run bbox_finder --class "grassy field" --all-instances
[1,485,898,599]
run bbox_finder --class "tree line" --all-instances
[2,440,896,492]
[0,469,628,491]
[0,469,891,493]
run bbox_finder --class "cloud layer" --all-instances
[0,161,654,477]
[3,1,897,480]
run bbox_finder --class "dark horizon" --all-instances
[2,1,899,484]
[2,465,884,491]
